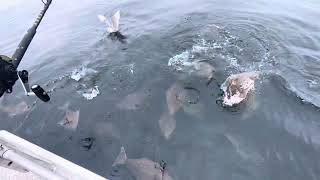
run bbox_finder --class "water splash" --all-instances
[82,86,100,100]
[71,66,97,82]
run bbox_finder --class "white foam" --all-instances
[168,51,191,71]
[71,66,97,82]
[168,39,213,71]
[129,64,134,74]
[82,86,100,100]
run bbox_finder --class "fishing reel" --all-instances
[0,55,50,102]
[18,70,50,102]
[0,0,52,102]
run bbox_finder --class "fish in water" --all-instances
[159,82,202,139]
[112,147,173,180]
[98,10,126,41]
[0,101,30,118]
[58,103,80,130]
[166,82,200,115]
[117,90,150,110]
[191,61,215,85]
[166,83,186,115]
[158,83,184,140]
[159,112,176,140]
[220,71,260,107]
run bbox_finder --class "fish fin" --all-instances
[111,10,120,32]
[112,146,127,167]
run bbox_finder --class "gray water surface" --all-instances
[0,0,320,179]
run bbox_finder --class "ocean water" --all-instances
[0,0,320,179]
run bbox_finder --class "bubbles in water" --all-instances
[71,66,97,82]
[81,86,100,100]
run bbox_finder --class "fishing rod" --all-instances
[0,0,52,102]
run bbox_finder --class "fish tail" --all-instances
[112,146,127,167]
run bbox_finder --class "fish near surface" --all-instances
[112,147,173,180]
[159,112,176,140]
[117,90,149,110]
[221,71,260,107]
[167,82,201,115]
[58,103,80,130]
[166,82,186,115]
[191,61,215,85]
[158,83,184,140]
[0,101,30,118]
[160,82,202,139]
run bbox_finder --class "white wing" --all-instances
[97,14,107,23]
[111,10,120,32]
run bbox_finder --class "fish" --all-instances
[182,102,205,120]
[221,71,260,106]
[191,61,215,85]
[0,101,30,118]
[98,10,126,41]
[160,82,202,139]
[159,112,176,140]
[112,147,173,180]
[166,82,201,115]
[166,83,186,115]
[117,90,149,110]
[93,121,120,139]
[58,103,80,130]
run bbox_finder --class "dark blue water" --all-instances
[0,0,320,179]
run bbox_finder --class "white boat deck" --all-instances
[0,166,43,180]
[0,130,107,180]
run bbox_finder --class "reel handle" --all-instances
[31,85,50,102]
[18,70,50,102]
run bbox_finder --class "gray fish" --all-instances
[159,112,176,140]
[166,83,186,115]
[117,90,149,110]
[93,122,120,139]
[160,82,203,139]
[160,83,185,139]
[58,104,80,130]
[191,61,215,85]
[182,102,205,120]
[112,147,173,180]
[166,82,201,115]
[0,101,30,118]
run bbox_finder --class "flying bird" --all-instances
[98,10,126,41]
